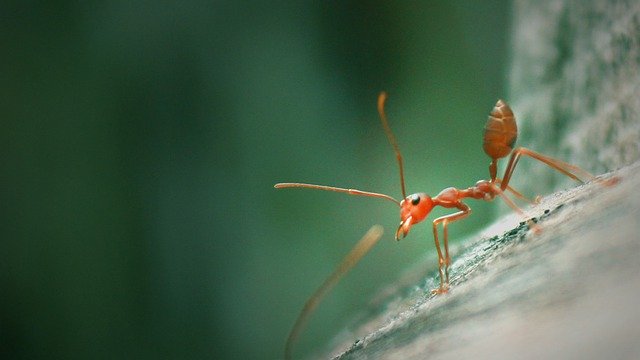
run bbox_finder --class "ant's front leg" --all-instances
[430,203,471,294]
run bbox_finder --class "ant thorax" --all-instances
[472,180,497,201]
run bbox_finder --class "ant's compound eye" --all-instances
[411,194,420,205]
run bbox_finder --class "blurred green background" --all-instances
[1,1,511,359]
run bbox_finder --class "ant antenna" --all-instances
[378,92,407,199]
[274,183,400,207]
[284,225,384,360]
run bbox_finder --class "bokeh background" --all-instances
[1,1,511,359]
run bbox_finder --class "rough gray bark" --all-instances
[314,1,640,359]
[509,0,640,195]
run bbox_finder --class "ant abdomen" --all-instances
[483,99,518,160]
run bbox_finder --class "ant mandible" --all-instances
[276,92,612,359]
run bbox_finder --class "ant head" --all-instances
[396,193,433,240]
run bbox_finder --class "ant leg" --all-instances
[431,223,446,293]
[431,203,471,294]
[489,183,541,234]
[495,178,537,204]
[284,226,383,360]
[500,147,596,191]
[442,220,451,284]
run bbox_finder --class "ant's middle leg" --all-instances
[495,178,538,204]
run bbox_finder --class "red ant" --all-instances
[276,92,614,359]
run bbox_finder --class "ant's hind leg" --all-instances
[499,147,596,191]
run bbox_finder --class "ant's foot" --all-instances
[602,176,621,186]
[528,221,542,235]
[431,286,449,295]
